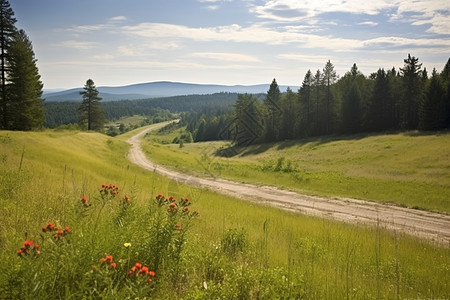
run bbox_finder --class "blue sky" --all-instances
[12,0,450,89]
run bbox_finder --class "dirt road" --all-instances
[127,123,450,246]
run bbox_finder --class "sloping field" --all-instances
[0,127,448,298]
[142,129,450,213]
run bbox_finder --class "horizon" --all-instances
[12,0,450,90]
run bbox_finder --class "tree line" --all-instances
[0,0,44,130]
[183,56,450,146]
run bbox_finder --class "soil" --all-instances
[127,123,450,246]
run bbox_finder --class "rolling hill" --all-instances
[43,81,291,102]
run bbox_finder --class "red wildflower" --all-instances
[110,262,116,269]
[102,183,106,188]
[140,266,149,275]
[42,226,47,232]
[124,195,130,203]
[184,206,189,212]
[147,278,153,284]
[64,227,71,233]
[47,222,55,230]
[176,224,182,231]
[100,257,107,263]
[57,229,63,236]
[149,270,155,277]
[24,240,33,248]
[106,255,113,263]
[135,262,142,269]
[81,196,88,203]
[34,244,40,249]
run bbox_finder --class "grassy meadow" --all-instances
[0,127,448,299]
[142,127,450,213]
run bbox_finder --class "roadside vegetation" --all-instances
[0,128,448,299]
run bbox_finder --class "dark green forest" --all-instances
[181,56,450,145]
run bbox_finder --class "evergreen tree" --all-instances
[419,68,446,130]
[368,68,394,131]
[441,58,450,128]
[323,60,337,134]
[400,54,423,129]
[312,69,323,136]
[298,69,312,136]
[0,0,16,128]
[233,93,263,146]
[78,79,105,130]
[6,29,44,130]
[340,64,363,133]
[263,79,281,142]
[279,87,298,140]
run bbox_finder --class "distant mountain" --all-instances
[43,81,292,102]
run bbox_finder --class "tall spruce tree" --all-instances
[78,79,105,130]
[263,78,281,142]
[368,68,394,131]
[400,54,423,129]
[7,29,44,130]
[0,0,16,129]
[323,60,337,134]
[299,69,312,136]
[441,58,450,128]
[312,69,323,136]
[419,68,446,130]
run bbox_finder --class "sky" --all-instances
[11,0,450,90]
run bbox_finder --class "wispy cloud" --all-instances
[54,40,98,50]
[189,52,260,62]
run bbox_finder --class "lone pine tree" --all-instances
[78,79,105,130]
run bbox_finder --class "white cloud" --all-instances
[189,52,260,62]
[54,40,98,50]
[109,16,127,22]
[358,21,378,26]
[120,21,450,52]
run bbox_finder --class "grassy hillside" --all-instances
[142,129,450,213]
[0,128,448,298]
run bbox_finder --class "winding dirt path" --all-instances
[127,123,450,246]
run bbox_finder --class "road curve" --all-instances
[127,122,450,246]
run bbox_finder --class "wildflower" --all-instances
[24,240,33,248]
[81,196,88,203]
[149,271,155,277]
[123,242,132,248]
[57,229,63,236]
[124,195,130,204]
[147,278,153,284]
[102,183,106,188]
[64,227,71,233]
[106,255,113,263]
[184,206,189,212]
[42,226,47,232]
[47,222,56,230]
[140,266,149,275]
[176,224,182,231]
[135,262,142,269]
[110,262,116,269]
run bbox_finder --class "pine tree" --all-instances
[419,69,446,130]
[441,58,450,128]
[78,79,105,130]
[400,54,423,129]
[312,69,323,136]
[233,93,263,146]
[368,68,394,131]
[323,60,337,134]
[6,29,44,130]
[299,69,312,136]
[263,79,281,142]
[0,0,16,128]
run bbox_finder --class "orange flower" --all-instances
[64,227,71,233]
[24,240,33,248]
[134,262,142,269]
[57,229,63,236]
[176,224,182,230]
[106,255,113,263]
[81,196,88,203]
[47,222,55,230]
[149,271,155,277]
[140,266,149,274]
[147,278,153,284]
[110,262,116,269]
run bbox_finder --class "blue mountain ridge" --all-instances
[43,81,292,102]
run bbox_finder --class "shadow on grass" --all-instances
[215,129,450,158]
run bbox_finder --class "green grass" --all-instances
[0,127,448,299]
[142,129,450,213]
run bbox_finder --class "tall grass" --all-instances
[0,128,448,299]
